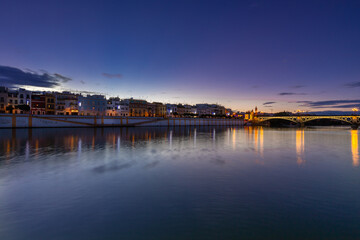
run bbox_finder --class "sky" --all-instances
[0,0,359,112]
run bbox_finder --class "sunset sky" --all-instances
[0,0,360,112]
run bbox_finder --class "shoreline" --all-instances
[0,114,244,129]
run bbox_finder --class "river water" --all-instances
[0,127,359,240]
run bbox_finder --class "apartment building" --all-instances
[45,93,56,115]
[123,98,149,117]
[55,92,79,115]
[106,97,129,116]
[0,87,8,113]
[78,94,106,116]
[152,102,166,117]
[31,94,46,115]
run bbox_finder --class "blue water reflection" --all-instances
[0,127,359,239]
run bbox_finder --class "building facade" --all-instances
[0,86,234,117]
[124,98,149,117]
[106,97,129,116]
[78,95,107,116]
[152,102,166,117]
[45,93,56,115]
[0,87,8,113]
[166,104,177,117]
[31,94,46,115]
[196,104,226,117]
[55,92,79,115]
[7,90,18,113]
[18,88,32,107]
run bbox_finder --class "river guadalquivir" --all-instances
[0,126,359,240]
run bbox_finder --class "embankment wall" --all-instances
[0,114,244,128]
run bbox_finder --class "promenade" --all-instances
[0,114,244,128]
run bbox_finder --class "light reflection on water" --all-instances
[0,126,360,240]
[351,130,359,167]
[296,129,305,165]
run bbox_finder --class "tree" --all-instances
[273,111,292,116]
[16,104,30,112]
[6,105,14,113]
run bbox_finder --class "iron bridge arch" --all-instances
[256,116,360,125]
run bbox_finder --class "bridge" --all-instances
[253,115,360,129]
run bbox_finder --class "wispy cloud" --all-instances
[298,99,360,109]
[0,65,72,88]
[278,92,307,96]
[344,82,360,88]
[61,88,104,95]
[102,73,123,79]
[80,90,104,95]
[54,73,72,83]
[263,101,276,105]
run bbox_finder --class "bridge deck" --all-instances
[255,115,360,125]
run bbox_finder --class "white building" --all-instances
[106,97,129,116]
[166,104,177,117]
[18,88,32,107]
[184,104,193,114]
[78,95,107,116]
[196,104,226,116]
[191,107,197,115]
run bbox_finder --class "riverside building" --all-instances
[78,95,107,116]
[0,86,236,118]
[106,97,129,117]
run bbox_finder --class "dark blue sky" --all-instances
[0,0,359,111]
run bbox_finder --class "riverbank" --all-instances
[0,114,244,128]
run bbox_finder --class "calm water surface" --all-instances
[0,127,359,240]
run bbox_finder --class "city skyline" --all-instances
[1,0,360,112]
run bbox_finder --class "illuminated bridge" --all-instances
[254,115,360,129]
